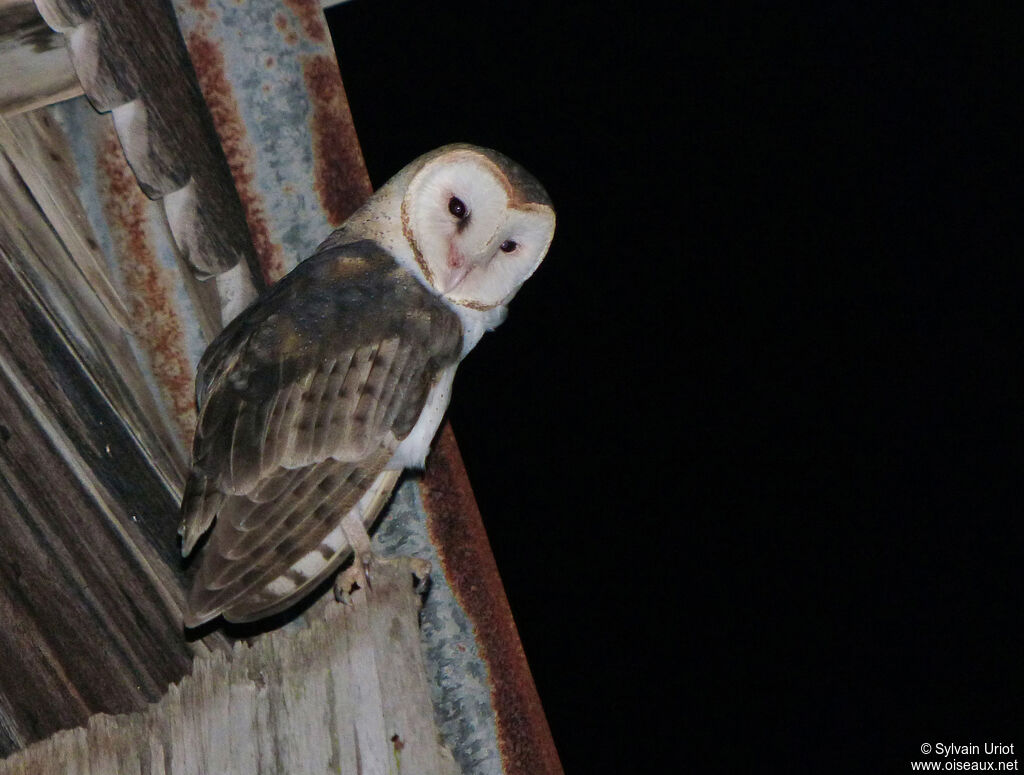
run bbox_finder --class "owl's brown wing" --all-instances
[179,241,462,626]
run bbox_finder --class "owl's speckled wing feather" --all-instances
[180,240,463,626]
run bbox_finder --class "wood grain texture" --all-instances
[0,131,187,486]
[0,258,209,754]
[0,555,461,775]
[0,1,82,117]
[34,0,264,290]
[0,135,233,757]
[0,112,131,329]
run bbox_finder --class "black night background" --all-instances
[328,4,1022,772]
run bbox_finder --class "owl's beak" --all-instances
[440,264,472,294]
[441,245,472,293]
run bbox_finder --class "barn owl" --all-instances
[179,144,555,626]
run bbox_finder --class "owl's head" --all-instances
[398,144,555,310]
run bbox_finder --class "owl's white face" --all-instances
[401,148,555,310]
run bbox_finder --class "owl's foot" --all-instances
[333,568,361,604]
[335,514,374,603]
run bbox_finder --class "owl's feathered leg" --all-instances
[335,513,374,601]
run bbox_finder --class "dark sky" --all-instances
[328,4,1022,772]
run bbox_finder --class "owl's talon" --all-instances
[360,554,374,590]
[354,550,373,591]
[409,557,431,585]
[409,557,432,604]
[334,565,363,604]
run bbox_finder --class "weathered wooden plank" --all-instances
[0,362,189,750]
[0,141,189,484]
[365,557,460,775]
[0,195,233,757]
[0,0,82,117]
[0,112,131,331]
[35,0,264,295]
[0,556,462,774]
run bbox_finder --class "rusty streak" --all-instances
[96,124,196,447]
[283,0,328,44]
[184,30,286,285]
[302,54,372,227]
[422,423,565,775]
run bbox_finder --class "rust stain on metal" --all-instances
[421,423,565,775]
[96,124,197,447]
[302,54,372,227]
[184,29,286,284]
[272,14,299,47]
[283,0,328,44]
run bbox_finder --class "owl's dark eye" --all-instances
[500,240,518,253]
[448,197,467,219]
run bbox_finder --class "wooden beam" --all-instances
[34,0,265,294]
[0,0,82,116]
[0,133,231,755]
[0,555,461,774]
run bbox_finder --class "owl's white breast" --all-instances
[386,301,506,471]
[387,364,457,470]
